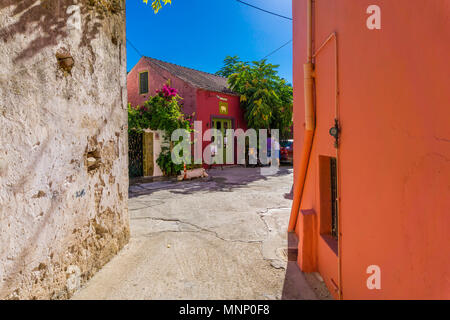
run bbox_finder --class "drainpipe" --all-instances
[288,0,315,232]
[288,0,343,298]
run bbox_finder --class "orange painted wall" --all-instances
[292,0,450,299]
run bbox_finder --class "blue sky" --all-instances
[126,0,293,83]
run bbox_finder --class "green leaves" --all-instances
[218,56,293,138]
[128,104,151,134]
[145,95,190,134]
[128,82,192,176]
[156,146,183,176]
[142,0,172,14]
[215,56,248,78]
[128,82,190,134]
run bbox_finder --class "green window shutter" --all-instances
[139,72,149,94]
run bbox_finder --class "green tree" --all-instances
[218,56,293,139]
[215,56,248,78]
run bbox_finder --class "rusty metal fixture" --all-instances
[330,119,340,148]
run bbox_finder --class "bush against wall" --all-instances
[128,82,192,176]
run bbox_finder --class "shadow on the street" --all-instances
[128,166,293,198]
[280,233,333,300]
[281,262,317,300]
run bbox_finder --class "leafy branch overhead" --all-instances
[217,56,293,139]
[142,0,172,13]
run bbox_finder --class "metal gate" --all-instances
[128,130,143,178]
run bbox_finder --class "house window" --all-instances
[330,157,338,239]
[319,156,339,242]
[139,71,149,95]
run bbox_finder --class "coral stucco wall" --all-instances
[293,0,450,299]
[127,58,197,117]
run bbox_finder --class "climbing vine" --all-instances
[128,82,192,176]
[128,83,190,134]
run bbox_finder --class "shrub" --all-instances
[128,82,192,176]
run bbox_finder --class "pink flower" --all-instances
[160,84,178,98]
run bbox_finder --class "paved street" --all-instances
[73,166,331,300]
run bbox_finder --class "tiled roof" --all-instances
[144,57,238,96]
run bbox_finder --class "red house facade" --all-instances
[127,57,246,165]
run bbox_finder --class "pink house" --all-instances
[127,57,247,165]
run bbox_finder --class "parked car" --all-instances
[280,140,293,164]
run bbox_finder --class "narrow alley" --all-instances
[72,166,330,300]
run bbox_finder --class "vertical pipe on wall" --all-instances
[288,0,316,232]
[288,0,343,299]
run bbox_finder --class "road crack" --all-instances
[132,216,264,245]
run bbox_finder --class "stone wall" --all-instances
[0,0,129,299]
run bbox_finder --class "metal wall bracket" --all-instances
[329,119,341,148]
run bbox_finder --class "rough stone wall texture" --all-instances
[0,0,129,299]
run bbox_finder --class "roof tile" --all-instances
[144,57,238,96]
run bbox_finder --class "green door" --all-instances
[212,118,232,164]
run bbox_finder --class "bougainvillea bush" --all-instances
[128,82,192,176]
[128,83,190,133]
